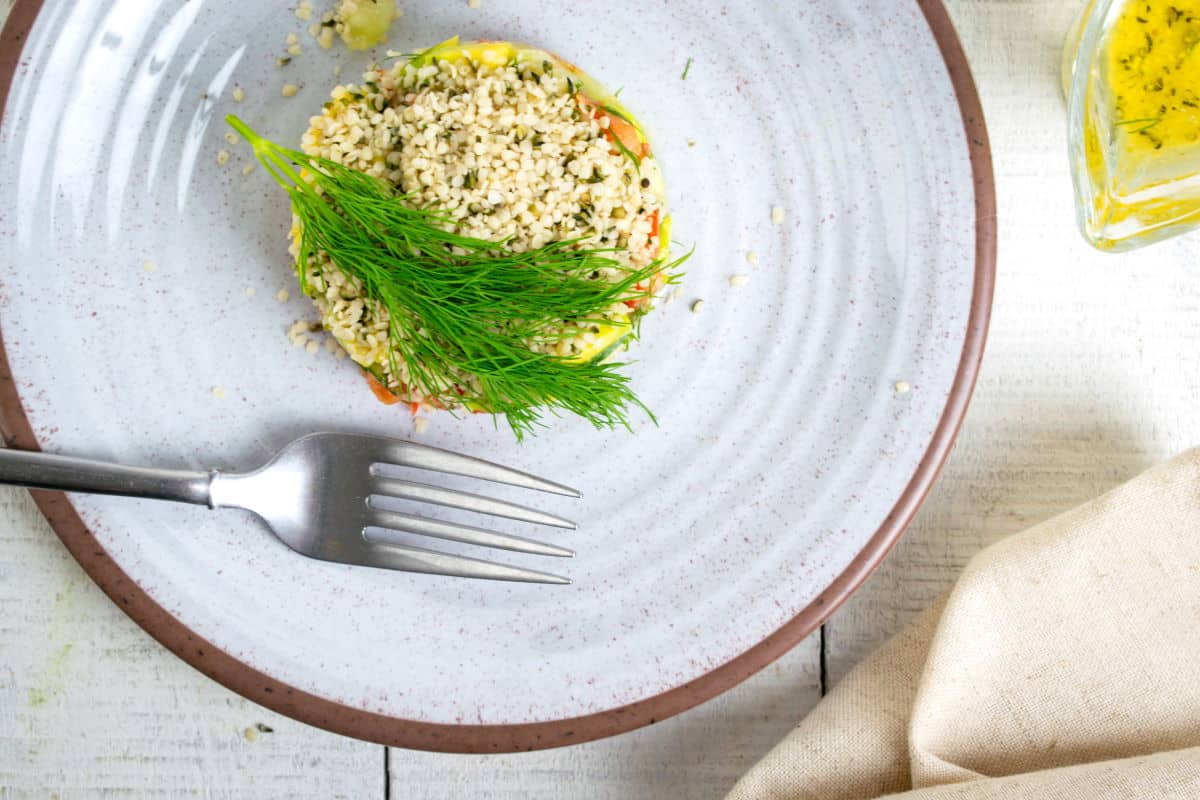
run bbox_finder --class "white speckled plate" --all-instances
[0,0,993,750]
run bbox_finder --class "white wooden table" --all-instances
[5,1,1200,796]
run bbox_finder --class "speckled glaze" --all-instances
[0,0,993,750]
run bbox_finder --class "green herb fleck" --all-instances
[1115,116,1162,133]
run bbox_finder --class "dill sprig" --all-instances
[227,115,688,439]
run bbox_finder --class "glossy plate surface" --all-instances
[0,0,993,750]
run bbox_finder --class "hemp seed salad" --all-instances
[228,37,688,439]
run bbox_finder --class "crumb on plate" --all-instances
[287,319,310,344]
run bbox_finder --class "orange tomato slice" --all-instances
[365,372,403,405]
[577,95,650,158]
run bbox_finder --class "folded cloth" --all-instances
[727,448,1200,799]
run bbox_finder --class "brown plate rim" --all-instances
[0,0,995,753]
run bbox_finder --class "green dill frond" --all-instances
[226,115,688,440]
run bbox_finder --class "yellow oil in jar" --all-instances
[1070,1,1200,249]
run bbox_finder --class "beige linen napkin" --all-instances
[728,448,1200,799]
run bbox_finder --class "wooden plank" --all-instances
[387,637,821,800]
[825,0,1200,682]
[0,486,382,798]
[0,465,817,800]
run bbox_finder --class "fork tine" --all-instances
[365,508,574,557]
[371,438,581,497]
[371,478,577,529]
[360,540,571,584]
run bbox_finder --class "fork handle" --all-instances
[0,448,213,506]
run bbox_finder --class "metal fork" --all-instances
[0,432,579,584]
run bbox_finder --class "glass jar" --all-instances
[1066,0,1200,251]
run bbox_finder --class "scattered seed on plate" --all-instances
[277,56,292,67]
[216,149,230,166]
[691,299,705,313]
[142,260,157,273]
[305,340,320,355]
[745,251,759,266]
[232,87,245,103]
[894,380,912,394]
[288,43,303,56]
[468,0,482,7]
[286,32,299,45]
[324,337,339,353]
[318,27,335,49]
[245,286,256,298]
[729,274,749,287]
[687,138,697,147]
[771,206,784,225]
[276,288,291,302]
[241,163,255,176]
[243,726,258,742]
[281,84,300,97]
[295,0,313,20]
[413,416,430,434]
[225,132,238,145]
[212,386,227,400]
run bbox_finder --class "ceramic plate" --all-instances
[0,0,993,750]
